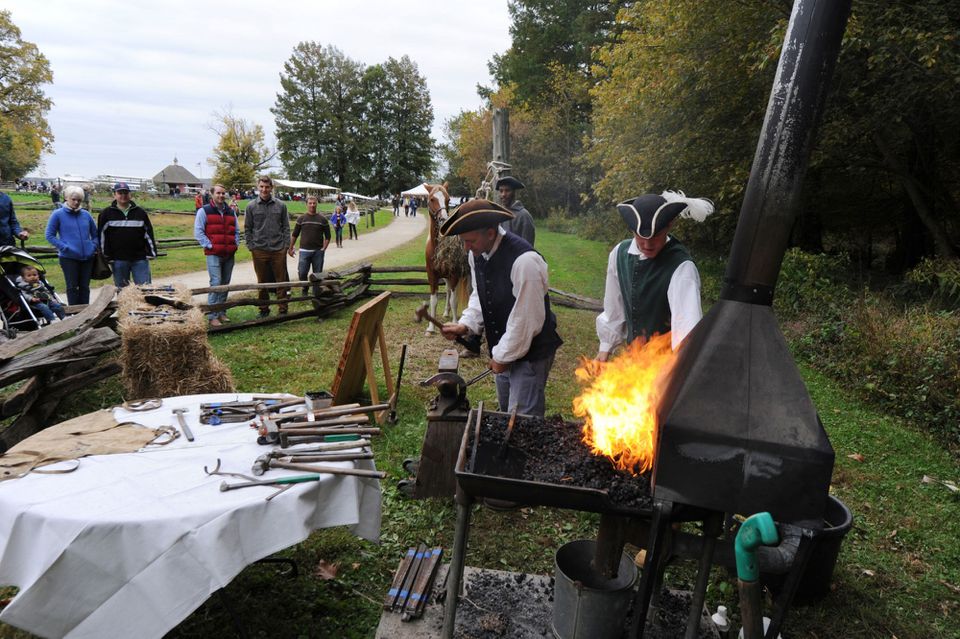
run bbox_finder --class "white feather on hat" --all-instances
[660,190,715,222]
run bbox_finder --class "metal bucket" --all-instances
[552,539,637,639]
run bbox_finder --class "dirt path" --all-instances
[96,212,426,300]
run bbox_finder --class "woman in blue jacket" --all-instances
[45,185,99,304]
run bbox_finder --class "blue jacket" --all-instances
[45,206,99,260]
[0,192,24,246]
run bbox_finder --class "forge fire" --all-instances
[573,333,679,475]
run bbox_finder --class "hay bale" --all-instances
[118,286,234,398]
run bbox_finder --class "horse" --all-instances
[424,182,470,334]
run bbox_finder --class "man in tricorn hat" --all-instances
[440,199,562,417]
[595,190,714,360]
[496,175,536,246]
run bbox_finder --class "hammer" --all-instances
[172,407,194,442]
[252,454,387,479]
[414,304,481,354]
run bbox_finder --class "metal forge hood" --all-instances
[652,299,834,528]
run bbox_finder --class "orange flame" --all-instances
[572,333,679,475]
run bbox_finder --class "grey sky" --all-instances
[6,0,510,182]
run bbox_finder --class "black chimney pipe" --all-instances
[653,0,852,528]
[722,0,852,306]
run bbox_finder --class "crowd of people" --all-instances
[1,174,717,420]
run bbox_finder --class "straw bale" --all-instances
[118,286,234,397]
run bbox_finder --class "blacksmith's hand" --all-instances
[17,231,29,240]
[595,351,610,363]
[440,322,468,341]
[489,359,510,374]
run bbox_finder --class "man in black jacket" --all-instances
[98,182,157,287]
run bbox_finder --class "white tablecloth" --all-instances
[0,393,382,639]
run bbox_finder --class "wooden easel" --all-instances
[331,292,393,422]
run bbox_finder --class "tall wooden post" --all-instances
[492,108,510,204]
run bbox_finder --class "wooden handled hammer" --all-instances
[414,304,481,354]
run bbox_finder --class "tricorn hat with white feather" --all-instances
[617,191,715,239]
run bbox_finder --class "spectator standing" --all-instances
[409,197,418,217]
[392,194,400,216]
[289,194,331,294]
[45,185,98,304]
[403,196,410,216]
[194,184,239,326]
[98,182,157,287]
[0,180,30,246]
[244,176,290,317]
[50,185,61,209]
[496,176,536,246]
[345,201,360,240]
[82,186,91,211]
[194,191,203,211]
[331,206,345,248]
[17,265,65,323]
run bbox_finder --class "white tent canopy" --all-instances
[400,183,429,198]
[340,191,379,201]
[273,178,339,191]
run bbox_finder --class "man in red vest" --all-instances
[194,184,239,326]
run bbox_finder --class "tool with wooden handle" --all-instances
[414,304,481,354]
[172,407,194,442]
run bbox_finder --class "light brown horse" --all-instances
[424,182,470,333]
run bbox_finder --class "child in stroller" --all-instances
[0,245,66,332]
[17,265,65,323]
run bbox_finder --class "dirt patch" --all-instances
[470,412,652,512]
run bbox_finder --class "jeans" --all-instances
[297,249,325,294]
[112,259,151,287]
[334,227,343,246]
[250,249,289,314]
[348,223,358,240]
[205,254,235,320]
[59,257,94,305]
[494,353,556,418]
[31,301,64,322]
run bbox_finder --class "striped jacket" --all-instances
[97,201,157,261]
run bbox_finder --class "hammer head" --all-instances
[252,454,272,476]
[172,407,188,415]
[414,303,428,323]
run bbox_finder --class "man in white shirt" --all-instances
[439,199,562,417]
[596,191,714,359]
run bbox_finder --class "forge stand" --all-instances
[444,409,824,639]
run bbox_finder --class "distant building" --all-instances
[152,157,203,194]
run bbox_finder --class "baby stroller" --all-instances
[0,245,66,334]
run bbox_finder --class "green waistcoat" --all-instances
[616,238,693,343]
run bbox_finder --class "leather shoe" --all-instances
[208,318,222,327]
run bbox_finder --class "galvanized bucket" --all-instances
[552,539,637,639]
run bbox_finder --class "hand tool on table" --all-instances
[270,402,384,424]
[120,398,163,411]
[172,407,194,442]
[279,432,365,448]
[251,454,387,479]
[275,438,371,456]
[414,304,481,354]
[273,451,374,464]
[277,415,369,429]
[277,426,380,438]
[219,474,324,500]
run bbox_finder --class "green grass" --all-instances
[2,227,958,638]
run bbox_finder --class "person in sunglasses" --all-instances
[595,191,714,360]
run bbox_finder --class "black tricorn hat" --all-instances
[439,199,514,237]
[495,175,525,191]
[617,190,715,239]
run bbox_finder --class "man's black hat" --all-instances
[617,191,715,239]
[439,199,514,237]
[495,176,525,191]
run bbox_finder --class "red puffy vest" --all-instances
[201,204,238,257]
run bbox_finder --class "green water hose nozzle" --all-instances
[735,512,779,582]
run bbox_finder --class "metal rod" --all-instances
[441,491,473,638]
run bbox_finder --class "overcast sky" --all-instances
[6,0,511,181]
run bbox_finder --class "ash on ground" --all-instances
[470,413,652,512]
[445,570,553,639]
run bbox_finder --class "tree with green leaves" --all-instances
[0,9,53,180]
[383,55,435,194]
[359,63,392,197]
[208,111,274,191]
[272,43,365,191]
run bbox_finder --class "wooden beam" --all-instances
[0,285,117,363]
[0,328,119,387]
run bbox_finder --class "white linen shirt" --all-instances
[596,237,702,352]
[458,228,550,363]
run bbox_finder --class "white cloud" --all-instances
[6,0,510,179]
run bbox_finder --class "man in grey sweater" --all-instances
[244,176,290,316]
[496,176,536,246]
